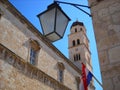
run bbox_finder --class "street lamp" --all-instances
[37,1,91,42]
[37,2,70,42]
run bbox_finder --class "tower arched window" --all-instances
[76,54,78,61]
[80,28,82,31]
[73,40,76,46]
[77,39,80,45]
[74,55,76,61]
[74,54,81,61]
[75,28,77,32]
[78,54,81,60]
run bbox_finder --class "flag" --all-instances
[79,63,93,90]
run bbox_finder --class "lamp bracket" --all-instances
[55,1,92,17]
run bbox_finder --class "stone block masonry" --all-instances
[0,43,71,90]
[88,0,120,90]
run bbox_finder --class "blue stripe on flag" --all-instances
[87,71,93,86]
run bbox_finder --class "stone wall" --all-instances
[0,1,80,90]
[88,0,120,90]
[0,44,70,90]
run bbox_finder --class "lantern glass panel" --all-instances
[56,8,69,37]
[39,8,56,35]
[46,33,60,42]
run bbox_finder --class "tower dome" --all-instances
[71,21,84,28]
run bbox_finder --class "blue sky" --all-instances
[9,0,103,90]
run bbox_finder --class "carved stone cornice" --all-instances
[0,43,71,90]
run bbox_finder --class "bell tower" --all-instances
[68,21,92,71]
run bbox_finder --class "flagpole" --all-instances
[81,63,103,88]
[92,74,103,87]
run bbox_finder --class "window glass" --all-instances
[59,69,63,83]
[30,48,37,65]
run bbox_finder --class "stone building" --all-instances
[0,0,94,90]
[68,21,92,72]
[88,0,120,90]
[68,21,94,90]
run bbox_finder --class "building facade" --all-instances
[88,0,120,90]
[0,0,94,90]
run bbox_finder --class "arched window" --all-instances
[74,54,81,61]
[29,39,40,65]
[80,28,82,31]
[77,39,80,45]
[74,55,76,61]
[73,40,76,46]
[30,48,37,65]
[76,54,78,61]
[59,69,63,82]
[75,28,77,32]
[78,54,81,60]
[57,62,65,83]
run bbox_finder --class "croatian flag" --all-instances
[79,63,93,90]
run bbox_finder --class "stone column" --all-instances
[88,0,120,90]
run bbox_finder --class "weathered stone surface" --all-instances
[98,50,109,66]
[108,46,120,63]
[112,12,120,24]
[88,0,120,90]
[113,75,120,90]
[102,79,114,90]
[0,59,54,90]
[97,32,120,51]
[0,44,72,90]
[109,2,120,14]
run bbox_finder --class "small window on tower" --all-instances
[74,54,81,61]
[75,28,77,32]
[76,54,78,61]
[77,39,80,45]
[73,40,76,46]
[80,28,82,31]
[74,55,76,61]
[78,54,81,60]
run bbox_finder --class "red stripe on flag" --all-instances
[81,63,88,90]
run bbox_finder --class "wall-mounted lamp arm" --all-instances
[74,5,92,17]
[55,1,92,17]
[55,1,90,8]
